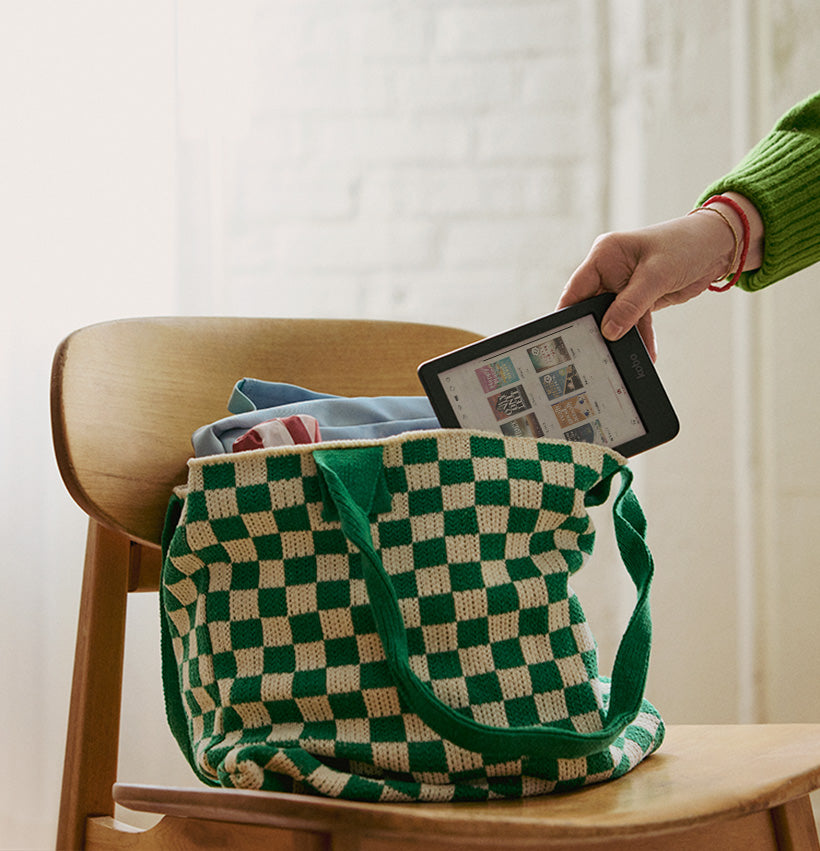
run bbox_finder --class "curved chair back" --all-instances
[51,316,479,547]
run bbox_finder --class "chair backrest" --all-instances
[51,316,480,548]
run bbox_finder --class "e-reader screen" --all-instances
[418,294,679,457]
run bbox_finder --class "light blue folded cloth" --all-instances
[192,378,440,456]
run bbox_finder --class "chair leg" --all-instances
[770,795,820,850]
[56,520,131,851]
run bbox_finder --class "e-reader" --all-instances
[417,293,679,457]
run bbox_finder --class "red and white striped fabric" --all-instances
[232,414,321,452]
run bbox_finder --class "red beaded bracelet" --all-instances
[697,194,751,292]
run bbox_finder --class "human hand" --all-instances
[557,216,732,361]
[557,194,762,361]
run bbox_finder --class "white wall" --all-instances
[633,0,820,726]
[0,3,177,847]
[2,2,819,848]
[175,0,605,331]
[610,0,750,723]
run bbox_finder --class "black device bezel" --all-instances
[417,293,679,457]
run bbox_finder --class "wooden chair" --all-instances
[51,316,820,850]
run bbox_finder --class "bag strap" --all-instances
[314,444,654,761]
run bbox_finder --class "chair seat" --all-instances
[110,724,820,849]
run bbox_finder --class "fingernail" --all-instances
[602,321,622,340]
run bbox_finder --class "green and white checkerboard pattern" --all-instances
[161,430,663,802]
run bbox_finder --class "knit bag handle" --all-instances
[313,443,654,762]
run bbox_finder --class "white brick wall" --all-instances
[178,0,603,334]
[436,3,580,56]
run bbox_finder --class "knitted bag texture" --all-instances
[160,430,663,802]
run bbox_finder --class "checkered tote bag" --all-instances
[161,430,663,802]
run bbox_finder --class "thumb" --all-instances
[600,284,655,342]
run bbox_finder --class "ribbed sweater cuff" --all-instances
[698,129,820,292]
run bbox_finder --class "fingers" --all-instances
[636,312,657,362]
[599,274,661,341]
[557,232,629,310]
[560,264,658,360]
[559,225,695,362]
[563,266,658,359]
[556,262,604,310]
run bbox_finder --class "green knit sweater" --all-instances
[698,91,820,291]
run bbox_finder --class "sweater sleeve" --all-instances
[697,91,820,291]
